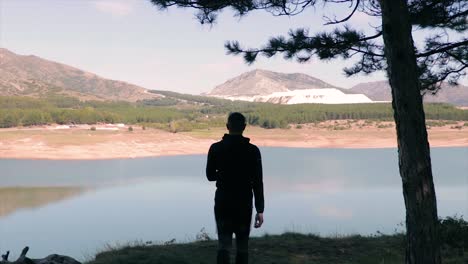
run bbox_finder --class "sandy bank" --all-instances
[0,121,467,160]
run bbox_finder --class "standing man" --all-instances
[206,112,265,264]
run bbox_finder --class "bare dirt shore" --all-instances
[0,121,467,160]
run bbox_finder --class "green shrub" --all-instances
[377,123,393,129]
[440,216,468,250]
[426,120,444,127]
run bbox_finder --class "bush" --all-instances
[377,123,393,129]
[426,120,446,127]
[128,126,133,132]
[332,125,348,130]
[90,126,96,131]
[440,216,468,250]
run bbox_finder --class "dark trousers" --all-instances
[215,205,252,264]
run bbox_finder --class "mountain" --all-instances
[208,69,344,96]
[0,48,159,101]
[207,69,374,104]
[350,81,468,106]
[348,81,391,101]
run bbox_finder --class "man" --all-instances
[206,112,265,264]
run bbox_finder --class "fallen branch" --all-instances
[1,251,9,261]
[1,247,81,264]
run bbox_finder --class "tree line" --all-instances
[1,95,467,129]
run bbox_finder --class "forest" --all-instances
[1,93,467,130]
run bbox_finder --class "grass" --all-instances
[0,129,119,145]
[87,232,468,264]
[426,120,459,127]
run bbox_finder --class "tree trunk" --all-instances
[379,1,441,264]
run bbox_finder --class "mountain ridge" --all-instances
[207,69,377,104]
[0,48,159,101]
[208,69,467,105]
[350,81,468,106]
[2,48,466,105]
[208,69,347,96]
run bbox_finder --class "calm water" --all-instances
[0,147,467,260]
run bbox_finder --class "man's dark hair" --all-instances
[227,112,246,132]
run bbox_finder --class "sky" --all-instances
[1,0,466,94]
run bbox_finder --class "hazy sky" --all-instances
[1,0,466,94]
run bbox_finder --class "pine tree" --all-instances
[149,1,467,263]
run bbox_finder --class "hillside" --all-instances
[88,222,467,264]
[207,69,375,104]
[208,69,343,96]
[0,48,159,101]
[350,81,468,106]
[208,69,467,105]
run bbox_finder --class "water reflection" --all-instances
[0,147,466,260]
[0,187,86,217]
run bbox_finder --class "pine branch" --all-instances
[150,0,467,87]
[445,51,468,67]
[417,40,468,57]
[409,0,468,31]
[324,0,360,25]
[226,28,383,64]
[422,64,468,91]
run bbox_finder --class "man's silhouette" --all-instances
[206,112,264,264]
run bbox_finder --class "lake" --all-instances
[0,147,467,260]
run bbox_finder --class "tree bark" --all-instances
[379,1,441,264]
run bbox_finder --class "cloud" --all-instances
[93,1,134,16]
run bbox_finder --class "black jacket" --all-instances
[206,134,264,213]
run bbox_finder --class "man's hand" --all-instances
[254,213,264,228]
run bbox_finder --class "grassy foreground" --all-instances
[88,232,467,264]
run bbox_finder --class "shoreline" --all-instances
[2,145,467,161]
[1,122,467,160]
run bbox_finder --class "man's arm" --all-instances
[252,146,264,214]
[206,144,218,182]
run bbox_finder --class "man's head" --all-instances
[226,112,246,135]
